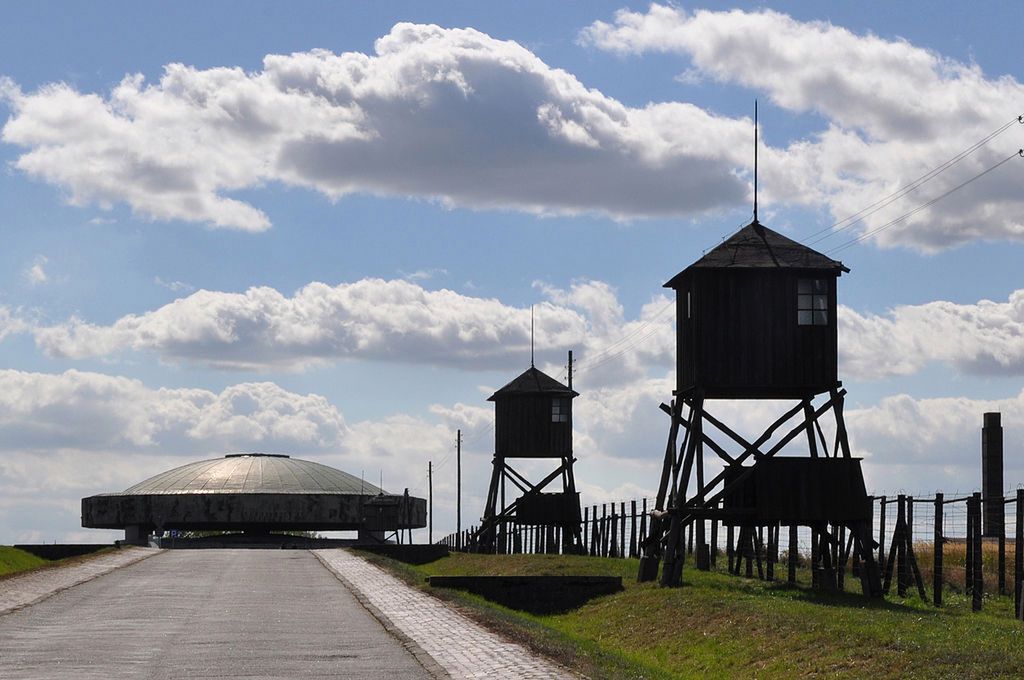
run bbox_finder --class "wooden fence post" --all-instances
[710,503,719,568]
[934,493,943,607]
[727,524,735,574]
[583,506,589,556]
[621,502,627,559]
[788,524,798,585]
[599,515,606,557]
[896,495,907,597]
[878,496,887,566]
[972,493,983,612]
[630,500,638,558]
[610,509,619,558]
[639,499,648,560]
[1015,489,1023,620]
[999,495,1007,596]
[966,497,975,595]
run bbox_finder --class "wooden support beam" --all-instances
[638,400,684,582]
[662,402,735,465]
[831,387,853,459]
[502,464,535,493]
[681,391,845,520]
[802,398,819,459]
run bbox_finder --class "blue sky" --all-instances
[1,2,1022,543]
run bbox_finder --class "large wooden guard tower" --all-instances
[475,359,583,554]
[638,219,882,597]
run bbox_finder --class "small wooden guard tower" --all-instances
[475,361,583,554]
[638,220,882,597]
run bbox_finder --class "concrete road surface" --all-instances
[0,550,432,679]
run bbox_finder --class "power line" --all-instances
[578,325,668,376]
[802,114,1023,246]
[576,300,673,369]
[826,148,1023,255]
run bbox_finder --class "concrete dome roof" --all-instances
[118,453,386,496]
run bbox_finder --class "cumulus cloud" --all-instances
[26,273,1024,382]
[848,390,1024,492]
[0,369,347,453]
[839,290,1024,379]
[582,5,1024,251]
[1,22,749,231]
[30,277,674,381]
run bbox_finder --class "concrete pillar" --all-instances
[357,528,387,544]
[123,525,149,546]
[983,412,1004,537]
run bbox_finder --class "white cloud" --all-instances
[0,366,1016,542]
[0,306,28,342]
[848,391,1024,493]
[839,290,1024,379]
[20,275,1024,383]
[0,369,348,453]
[399,267,448,282]
[0,22,749,231]
[30,277,673,381]
[22,255,48,285]
[581,5,1024,251]
[0,368,347,541]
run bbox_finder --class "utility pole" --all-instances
[428,460,433,544]
[456,429,462,547]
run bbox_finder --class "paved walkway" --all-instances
[315,549,578,679]
[0,546,159,615]
[0,550,432,679]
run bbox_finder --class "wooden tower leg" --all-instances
[478,456,504,553]
[661,399,701,587]
[563,454,584,554]
[639,400,684,582]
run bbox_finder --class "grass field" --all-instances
[362,551,1024,679]
[0,546,49,579]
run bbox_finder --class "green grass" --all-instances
[361,551,1024,680]
[0,546,117,581]
[0,546,49,578]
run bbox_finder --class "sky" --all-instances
[1,1,1022,543]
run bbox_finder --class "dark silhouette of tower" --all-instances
[638,220,881,597]
[475,360,582,553]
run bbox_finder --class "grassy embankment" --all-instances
[0,546,49,578]
[360,550,1024,680]
[0,546,115,580]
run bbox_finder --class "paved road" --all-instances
[0,550,432,679]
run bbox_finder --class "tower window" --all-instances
[551,398,569,422]
[798,279,828,326]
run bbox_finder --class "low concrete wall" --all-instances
[428,575,622,614]
[14,544,112,561]
[355,544,449,565]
